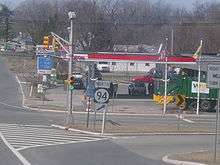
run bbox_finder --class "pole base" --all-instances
[65,114,74,126]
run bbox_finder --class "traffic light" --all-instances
[43,36,50,49]
[69,76,75,90]
[52,37,60,51]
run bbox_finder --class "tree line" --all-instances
[1,0,220,53]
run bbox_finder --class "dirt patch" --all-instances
[3,56,35,74]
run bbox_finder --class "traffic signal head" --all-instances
[52,37,60,51]
[43,36,50,49]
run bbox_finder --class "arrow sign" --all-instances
[176,95,185,107]
[95,104,106,112]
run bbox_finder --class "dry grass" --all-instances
[69,123,215,134]
[169,151,220,165]
[3,56,35,74]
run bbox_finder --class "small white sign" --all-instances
[207,65,220,89]
[95,80,110,89]
[37,70,52,74]
[37,84,43,93]
[42,75,47,82]
[95,104,107,112]
[94,88,110,103]
[191,81,209,94]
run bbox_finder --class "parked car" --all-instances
[131,68,164,83]
[74,77,85,90]
[72,73,85,90]
[128,82,146,96]
[97,62,110,72]
[131,74,154,83]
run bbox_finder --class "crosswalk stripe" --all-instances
[0,123,106,151]
[0,132,100,139]
[0,126,100,137]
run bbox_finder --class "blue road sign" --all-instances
[37,55,53,74]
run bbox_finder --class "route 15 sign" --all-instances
[94,88,110,103]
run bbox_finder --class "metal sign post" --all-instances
[207,64,220,163]
[86,97,91,128]
[94,88,110,135]
[101,104,107,135]
[214,90,220,163]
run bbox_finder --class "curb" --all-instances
[106,132,215,136]
[162,155,207,165]
[30,107,172,116]
[51,124,215,137]
[51,124,113,137]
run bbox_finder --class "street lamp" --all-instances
[68,12,76,20]
[66,11,76,126]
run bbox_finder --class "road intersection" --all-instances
[0,56,219,165]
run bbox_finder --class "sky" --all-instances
[1,0,220,9]
[162,0,220,9]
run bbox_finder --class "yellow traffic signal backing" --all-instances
[43,36,51,49]
[52,37,60,51]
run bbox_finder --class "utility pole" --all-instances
[171,28,174,56]
[163,37,169,116]
[66,11,76,125]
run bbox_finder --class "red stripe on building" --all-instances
[88,53,196,63]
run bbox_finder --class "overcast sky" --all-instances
[1,0,220,9]
[161,0,220,9]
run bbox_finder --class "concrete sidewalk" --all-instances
[20,81,179,114]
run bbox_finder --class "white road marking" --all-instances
[176,115,195,123]
[0,123,105,152]
[0,132,31,165]
[0,101,26,110]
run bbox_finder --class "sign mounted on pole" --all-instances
[207,65,220,89]
[95,104,107,112]
[94,88,110,103]
[37,55,53,74]
[95,80,110,89]
[191,81,209,94]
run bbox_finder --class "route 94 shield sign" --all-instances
[94,88,110,103]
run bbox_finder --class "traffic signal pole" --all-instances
[66,12,76,125]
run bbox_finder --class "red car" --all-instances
[131,74,154,83]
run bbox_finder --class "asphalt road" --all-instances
[0,57,168,165]
[0,56,219,165]
[113,135,214,160]
[0,139,22,165]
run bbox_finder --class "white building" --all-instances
[97,61,155,72]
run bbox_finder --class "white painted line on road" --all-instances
[0,132,31,165]
[17,138,106,151]
[176,115,195,123]
[0,101,26,110]
[162,155,207,165]
[51,124,113,137]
